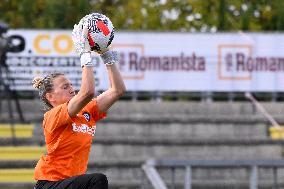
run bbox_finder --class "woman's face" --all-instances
[47,75,75,106]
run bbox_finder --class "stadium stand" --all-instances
[0,123,34,138]
[1,100,284,188]
[269,126,284,140]
[0,123,41,188]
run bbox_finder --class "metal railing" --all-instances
[142,159,284,189]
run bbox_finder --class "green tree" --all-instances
[1,0,284,32]
[0,0,90,28]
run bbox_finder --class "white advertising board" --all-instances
[5,30,284,92]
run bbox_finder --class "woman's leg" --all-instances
[34,173,108,189]
[72,173,108,189]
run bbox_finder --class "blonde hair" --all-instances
[32,73,64,109]
[32,76,44,89]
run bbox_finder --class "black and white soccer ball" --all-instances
[80,13,114,53]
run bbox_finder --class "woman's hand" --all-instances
[72,21,93,67]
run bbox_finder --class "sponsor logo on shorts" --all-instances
[72,123,96,136]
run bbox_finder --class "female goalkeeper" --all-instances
[33,21,125,189]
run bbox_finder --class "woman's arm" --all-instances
[97,51,126,112]
[68,65,94,117]
[68,23,95,117]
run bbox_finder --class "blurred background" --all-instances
[1,0,284,189]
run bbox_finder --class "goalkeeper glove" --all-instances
[72,20,92,67]
[100,50,119,66]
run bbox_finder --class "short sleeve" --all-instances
[43,102,72,133]
[84,98,107,122]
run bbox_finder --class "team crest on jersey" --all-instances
[83,112,91,122]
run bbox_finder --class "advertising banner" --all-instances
[5,30,284,92]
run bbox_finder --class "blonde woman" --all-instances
[33,19,125,189]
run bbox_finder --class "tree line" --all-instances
[0,0,284,32]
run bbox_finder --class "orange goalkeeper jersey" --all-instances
[34,99,106,181]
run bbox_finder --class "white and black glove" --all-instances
[100,50,119,66]
[72,20,93,67]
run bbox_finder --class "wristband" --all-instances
[100,51,118,65]
[80,52,93,67]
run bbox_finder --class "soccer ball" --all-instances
[80,13,114,53]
